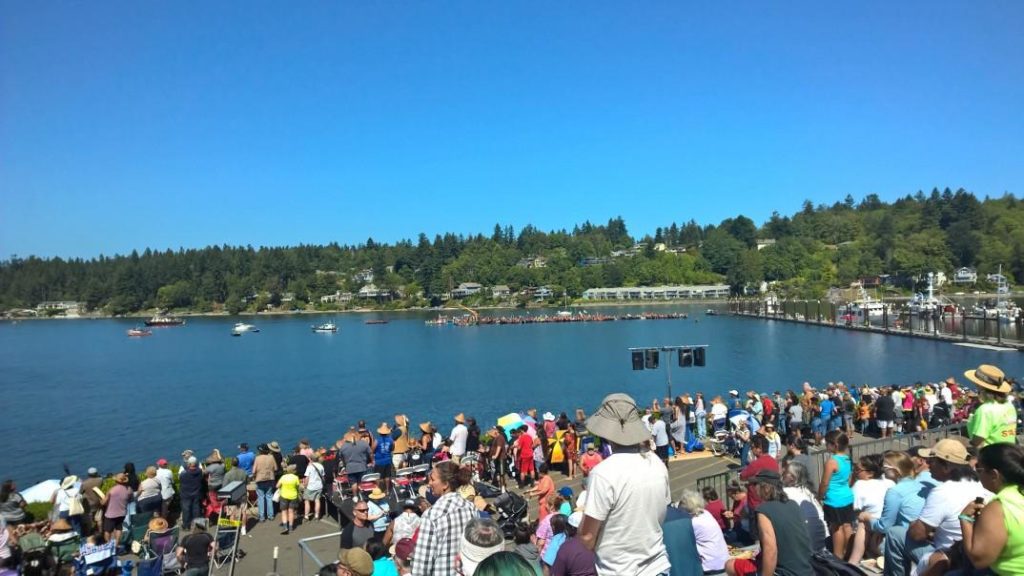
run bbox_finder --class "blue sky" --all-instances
[2,2,1022,259]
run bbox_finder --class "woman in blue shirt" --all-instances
[818,430,854,558]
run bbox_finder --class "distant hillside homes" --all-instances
[582,285,730,300]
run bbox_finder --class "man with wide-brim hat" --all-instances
[374,422,396,491]
[902,438,991,574]
[337,547,374,576]
[963,364,1018,448]
[578,393,670,576]
[450,413,469,464]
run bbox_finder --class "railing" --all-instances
[694,422,969,495]
[297,531,343,576]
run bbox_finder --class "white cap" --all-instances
[87,467,98,476]
[568,511,584,528]
[728,390,739,396]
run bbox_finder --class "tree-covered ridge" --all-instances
[2,188,1023,314]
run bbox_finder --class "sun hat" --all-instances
[454,413,466,424]
[585,393,650,446]
[60,475,78,490]
[148,517,169,532]
[964,364,1011,394]
[337,548,374,576]
[420,422,433,434]
[567,511,584,528]
[369,487,387,500]
[52,518,73,532]
[543,412,556,421]
[268,441,281,453]
[920,439,970,465]
[729,390,739,396]
[377,423,392,435]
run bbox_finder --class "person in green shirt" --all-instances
[959,443,1024,575]
[964,364,1018,448]
[276,464,302,534]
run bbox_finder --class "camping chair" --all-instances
[119,511,155,553]
[20,532,56,576]
[136,556,163,576]
[47,534,82,567]
[142,526,181,574]
[73,540,118,576]
[211,515,244,570]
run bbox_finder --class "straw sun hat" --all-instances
[964,364,1011,394]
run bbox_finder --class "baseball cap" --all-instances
[920,439,969,465]
[337,548,373,576]
[157,458,168,466]
[558,486,573,498]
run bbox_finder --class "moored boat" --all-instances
[312,322,338,332]
[232,322,259,335]
[144,315,185,327]
[127,327,152,337]
[365,320,388,325]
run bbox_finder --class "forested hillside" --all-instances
[3,188,1023,314]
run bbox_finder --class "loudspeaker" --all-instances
[678,348,693,367]
[631,351,644,370]
[644,349,659,369]
[693,347,706,367]
[217,480,247,504]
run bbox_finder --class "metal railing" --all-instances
[694,422,969,495]
[297,531,343,576]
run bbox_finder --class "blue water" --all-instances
[2,306,1021,485]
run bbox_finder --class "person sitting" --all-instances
[176,522,215,576]
[848,454,894,564]
[956,443,1024,576]
[677,488,729,575]
[725,469,812,576]
[781,460,829,552]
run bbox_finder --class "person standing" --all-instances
[964,364,1018,448]
[252,444,279,522]
[392,414,412,470]
[411,461,477,576]
[178,457,204,530]
[204,450,226,495]
[155,459,175,519]
[489,425,508,489]
[101,473,132,543]
[236,444,255,477]
[80,468,103,534]
[302,454,325,522]
[651,412,670,465]
[874,387,897,439]
[817,430,854,559]
[339,431,373,497]
[276,464,301,534]
[176,522,215,576]
[375,423,396,491]
[578,393,671,576]
[450,413,469,464]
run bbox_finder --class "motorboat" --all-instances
[232,322,259,336]
[365,319,388,325]
[705,309,718,316]
[144,315,185,327]
[312,322,338,332]
[908,273,944,315]
[972,265,1019,322]
[127,327,152,337]
[424,316,450,326]
[846,289,890,319]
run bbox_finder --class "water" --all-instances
[2,306,1021,485]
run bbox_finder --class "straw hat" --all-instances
[60,475,78,490]
[585,393,650,446]
[52,518,73,532]
[419,422,433,434]
[378,423,392,435]
[964,364,1011,394]
[454,413,466,424]
[368,487,387,500]
[148,517,169,532]
[920,439,970,466]
[268,441,281,453]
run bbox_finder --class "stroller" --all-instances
[490,490,528,539]
[929,402,951,428]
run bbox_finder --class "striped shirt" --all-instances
[411,491,477,576]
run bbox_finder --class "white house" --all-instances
[450,282,483,298]
[491,285,511,299]
[534,286,554,300]
[35,301,83,316]
[358,284,391,299]
[320,291,353,304]
[953,267,978,284]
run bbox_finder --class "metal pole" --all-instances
[962,310,968,342]
[664,349,673,400]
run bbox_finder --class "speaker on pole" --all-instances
[644,349,660,369]
[693,347,706,367]
[631,351,644,370]
[678,348,693,367]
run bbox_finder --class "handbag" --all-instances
[66,490,85,516]
[271,489,280,503]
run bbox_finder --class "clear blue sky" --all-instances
[2,2,1022,259]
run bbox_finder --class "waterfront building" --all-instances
[581,285,730,300]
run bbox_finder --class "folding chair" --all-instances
[143,526,181,574]
[120,511,155,553]
[47,534,82,567]
[210,514,245,571]
[136,556,163,576]
[73,540,118,576]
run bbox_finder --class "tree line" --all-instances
[2,188,1023,314]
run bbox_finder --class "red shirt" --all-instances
[762,397,774,419]
[580,452,603,475]
[739,454,779,510]
[516,433,534,461]
[705,498,726,530]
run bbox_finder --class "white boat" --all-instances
[908,272,943,314]
[312,322,338,332]
[972,266,1019,322]
[847,289,889,319]
[232,322,259,335]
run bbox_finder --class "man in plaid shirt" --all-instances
[412,461,477,575]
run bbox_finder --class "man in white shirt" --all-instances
[449,413,469,463]
[155,458,175,518]
[898,439,991,576]
[580,393,671,576]
[939,380,954,407]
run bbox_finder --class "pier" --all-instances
[730,299,1024,351]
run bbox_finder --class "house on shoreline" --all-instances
[582,285,730,300]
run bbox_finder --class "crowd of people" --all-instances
[1,363,1021,576]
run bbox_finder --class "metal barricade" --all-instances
[297,531,343,576]
[695,469,735,501]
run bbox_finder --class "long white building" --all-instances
[582,284,730,300]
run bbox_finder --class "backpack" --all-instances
[810,551,868,575]
[19,532,55,576]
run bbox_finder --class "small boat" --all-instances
[144,315,185,327]
[365,319,388,325]
[232,322,259,336]
[425,316,450,326]
[127,327,152,337]
[312,322,338,332]
[705,309,718,316]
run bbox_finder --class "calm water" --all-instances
[2,306,1021,485]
